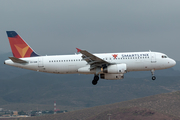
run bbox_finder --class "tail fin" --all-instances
[6,31,39,58]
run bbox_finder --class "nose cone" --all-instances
[166,59,176,69]
[171,59,176,67]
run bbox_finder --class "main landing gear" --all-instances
[92,75,99,85]
[151,69,156,80]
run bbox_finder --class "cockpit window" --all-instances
[162,55,167,58]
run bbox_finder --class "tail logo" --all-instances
[6,31,39,58]
[14,44,30,58]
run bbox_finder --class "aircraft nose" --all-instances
[171,59,176,67]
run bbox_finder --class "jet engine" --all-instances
[103,64,127,74]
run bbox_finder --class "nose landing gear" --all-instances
[151,69,156,80]
[152,76,156,80]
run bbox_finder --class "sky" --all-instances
[0,0,180,60]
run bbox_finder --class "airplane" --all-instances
[4,31,176,85]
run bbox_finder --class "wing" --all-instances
[77,48,110,70]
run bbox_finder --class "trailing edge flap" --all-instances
[9,57,28,63]
[79,50,110,70]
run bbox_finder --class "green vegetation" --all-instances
[18,111,27,115]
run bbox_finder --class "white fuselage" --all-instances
[4,51,176,75]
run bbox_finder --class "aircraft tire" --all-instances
[94,75,99,81]
[92,75,99,85]
[92,80,98,85]
[152,76,156,80]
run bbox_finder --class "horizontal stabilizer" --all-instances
[9,57,28,63]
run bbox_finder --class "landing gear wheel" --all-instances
[92,80,98,85]
[152,76,156,80]
[92,75,99,85]
[94,75,99,81]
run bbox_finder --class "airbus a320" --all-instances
[4,31,176,85]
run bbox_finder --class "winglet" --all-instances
[76,48,81,53]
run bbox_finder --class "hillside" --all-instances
[1,72,180,111]
[19,91,180,120]
[87,107,179,120]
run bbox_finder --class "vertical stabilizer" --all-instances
[6,31,39,58]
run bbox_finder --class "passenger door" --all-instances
[151,53,156,63]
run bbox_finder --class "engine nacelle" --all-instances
[100,73,124,80]
[103,64,127,74]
